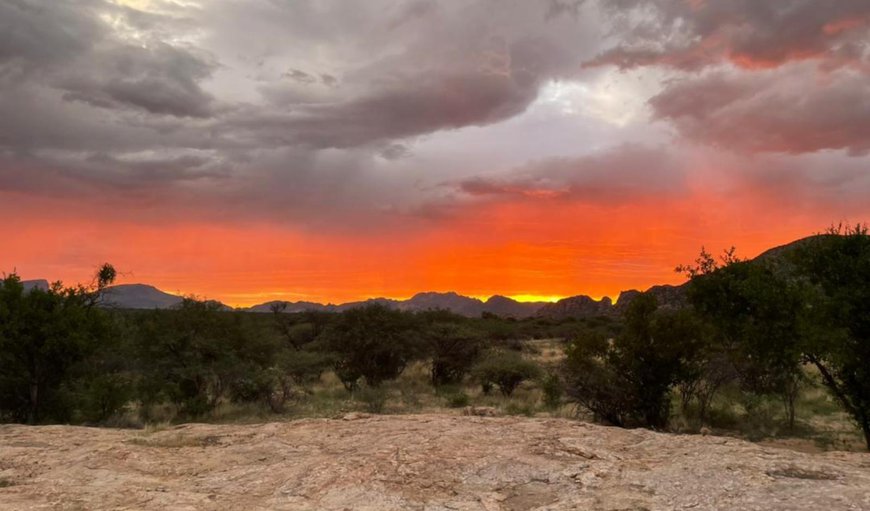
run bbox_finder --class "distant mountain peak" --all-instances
[22,279,50,292]
[100,283,184,310]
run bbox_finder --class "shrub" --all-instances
[419,312,482,386]
[355,386,387,414]
[792,225,870,450]
[445,392,470,408]
[320,305,422,388]
[564,294,703,429]
[0,266,118,424]
[473,351,541,397]
[505,403,535,417]
[133,298,279,418]
[541,372,563,410]
[75,373,133,424]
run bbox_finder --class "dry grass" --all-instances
[523,338,566,367]
[123,340,865,453]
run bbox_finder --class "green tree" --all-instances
[134,298,277,417]
[473,350,541,397]
[683,254,807,428]
[540,371,563,410]
[320,305,421,389]
[793,224,870,449]
[419,310,482,386]
[0,265,118,423]
[564,294,704,429]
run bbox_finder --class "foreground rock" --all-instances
[1,415,868,510]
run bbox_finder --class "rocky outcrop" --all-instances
[536,295,614,319]
[1,415,868,510]
[398,291,485,316]
[248,292,547,318]
[21,279,50,292]
[614,289,642,313]
[614,284,689,314]
[483,295,547,318]
[99,284,183,309]
[247,300,333,313]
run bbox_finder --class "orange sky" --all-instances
[4,186,860,308]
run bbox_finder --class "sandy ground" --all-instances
[1,414,869,510]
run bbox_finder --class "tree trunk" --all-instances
[783,378,799,431]
[862,418,870,452]
[28,381,39,424]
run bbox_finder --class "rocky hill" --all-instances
[247,299,335,313]
[21,279,50,292]
[99,284,185,309]
[249,292,548,318]
[535,295,614,319]
[483,295,548,318]
[612,284,689,314]
[1,415,868,510]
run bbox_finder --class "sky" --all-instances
[2,0,869,307]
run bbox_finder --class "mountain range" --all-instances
[18,236,815,319]
[247,291,551,318]
[17,280,684,319]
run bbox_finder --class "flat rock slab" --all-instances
[1,415,869,510]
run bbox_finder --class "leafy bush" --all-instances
[473,351,541,397]
[419,311,482,386]
[0,266,118,424]
[564,294,703,429]
[445,392,470,408]
[321,305,422,389]
[355,386,387,414]
[792,225,870,450]
[541,372,563,410]
[505,402,535,416]
[75,373,132,424]
[133,298,279,418]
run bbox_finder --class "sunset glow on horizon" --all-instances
[2,1,869,308]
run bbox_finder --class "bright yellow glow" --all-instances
[505,294,564,303]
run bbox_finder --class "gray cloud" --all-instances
[649,65,870,155]
[60,42,217,118]
[0,0,104,72]
[242,66,544,149]
[224,1,587,150]
[283,69,318,84]
[455,144,686,203]
[1,1,217,119]
[587,0,870,70]
[583,0,870,155]
[1,0,867,236]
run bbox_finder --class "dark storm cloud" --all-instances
[649,65,870,155]
[587,0,870,70]
[0,149,225,196]
[3,0,866,233]
[546,0,585,21]
[60,42,217,118]
[455,145,686,203]
[0,0,591,161]
[0,0,103,71]
[1,1,217,119]
[229,3,583,150]
[585,0,870,155]
[242,66,544,149]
